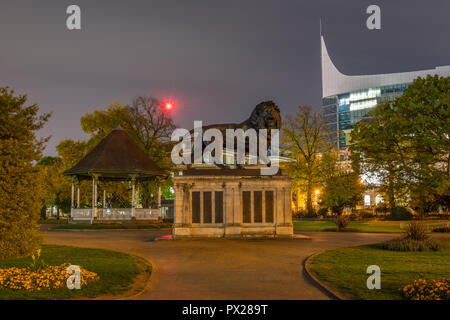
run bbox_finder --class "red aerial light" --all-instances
[165,102,173,110]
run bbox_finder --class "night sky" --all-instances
[1,0,449,155]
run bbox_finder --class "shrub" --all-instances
[0,87,49,259]
[375,203,389,214]
[388,207,412,220]
[405,221,428,241]
[333,215,350,230]
[400,278,449,300]
[432,226,450,233]
[292,210,304,220]
[317,208,329,217]
[359,209,375,219]
[29,249,47,272]
[378,238,440,252]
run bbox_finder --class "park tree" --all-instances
[350,75,449,214]
[282,105,330,215]
[349,101,409,209]
[319,149,364,216]
[37,156,71,219]
[0,87,50,259]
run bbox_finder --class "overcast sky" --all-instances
[1,0,449,155]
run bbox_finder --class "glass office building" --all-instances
[321,36,450,149]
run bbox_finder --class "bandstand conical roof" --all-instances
[63,127,166,180]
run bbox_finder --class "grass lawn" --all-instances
[294,219,450,233]
[0,245,150,299]
[52,223,172,230]
[309,238,450,300]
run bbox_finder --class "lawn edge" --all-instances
[304,251,359,301]
[93,254,153,300]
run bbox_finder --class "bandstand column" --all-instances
[70,182,74,218]
[91,176,98,222]
[158,185,161,208]
[76,186,80,208]
[131,177,136,218]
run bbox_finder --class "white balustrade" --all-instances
[71,208,92,221]
[71,208,161,221]
[135,208,162,220]
[97,208,132,220]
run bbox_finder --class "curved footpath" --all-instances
[43,230,397,300]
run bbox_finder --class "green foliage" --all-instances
[317,207,329,216]
[388,207,413,220]
[37,156,71,215]
[332,215,350,230]
[161,180,175,200]
[432,226,450,233]
[405,221,428,241]
[319,149,364,216]
[29,249,47,272]
[350,75,450,213]
[0,87,50,259]
[282,105,330,214]
[375,203,389,214]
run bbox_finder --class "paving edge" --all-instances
[303,251,359,300]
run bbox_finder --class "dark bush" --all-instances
[432,226,450,233]
[388,207,412,220]
[359,209,375,219]
[405,222,428,241]
[333,215,350,230]
[317,207,329,217]
[292,210,305,220]
[379,238,440,252]
[375,203,389,214]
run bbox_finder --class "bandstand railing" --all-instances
[71,208,93,221]
[71,208,162,221]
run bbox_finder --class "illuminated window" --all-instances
[375,195,384,204]
[350,99,377,111]
[364,195,371,206]
[349,88,381,102]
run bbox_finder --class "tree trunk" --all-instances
[306,182,313,215]
[40,204,47,220]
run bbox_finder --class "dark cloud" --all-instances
[0,0,448,155]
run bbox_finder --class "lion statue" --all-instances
[187,101,281,167]
[197,100,281,133]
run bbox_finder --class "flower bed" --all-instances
[0,263,99,291]
[400,278,449,300]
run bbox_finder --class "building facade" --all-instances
[173,169,293,238]
[321,36,450,149]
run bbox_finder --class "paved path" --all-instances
[43,230,398,300]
